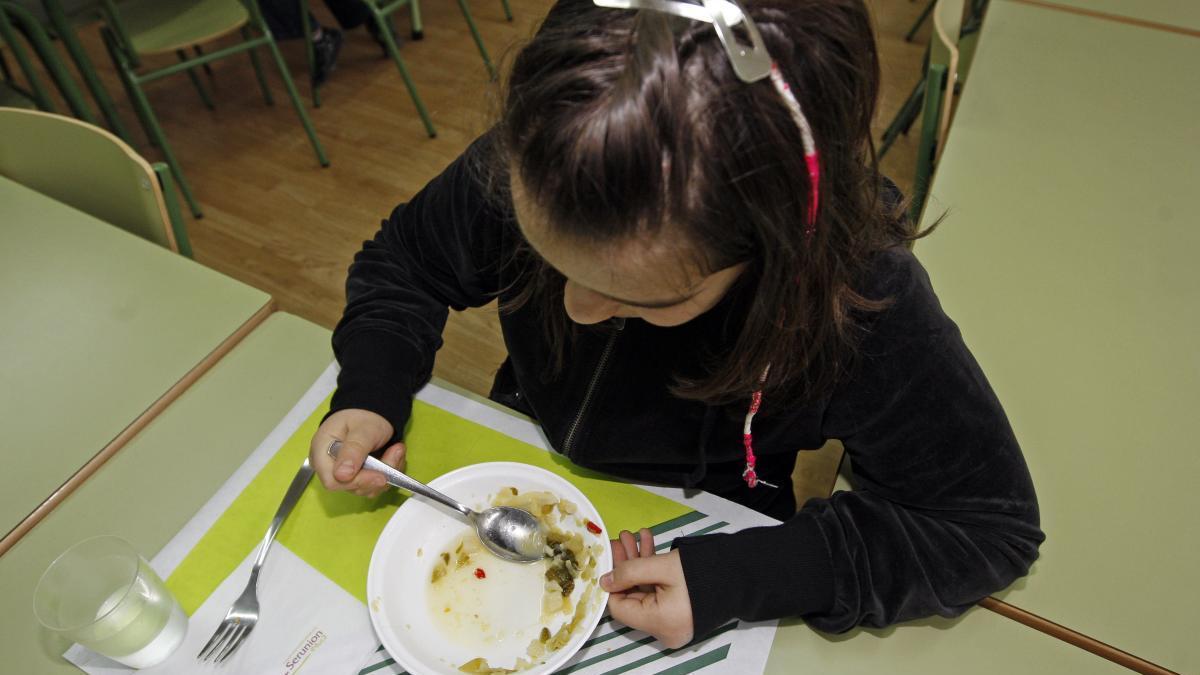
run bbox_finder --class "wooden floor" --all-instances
[47,0,932,506]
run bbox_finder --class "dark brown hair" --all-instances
[496,0,911,406]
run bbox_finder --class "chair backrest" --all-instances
[929,0,964,161]
[911,0,965,221]
[0,107,186,254]
[0,2,94,121]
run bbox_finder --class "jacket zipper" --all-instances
[562,318,625,456]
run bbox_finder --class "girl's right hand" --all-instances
[309,408,407,499]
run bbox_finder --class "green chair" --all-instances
[98,0,329,218]
[0,2,94,120]
[910,0,963,222]
[300,0,511,136]
[879,0,985,160]
[0,107,193,256]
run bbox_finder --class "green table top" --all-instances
[0,312,332,674]
[1013,0,1200,33]
[0,176,270,548]
[916,2,1200,672]
[765,609,1126,675]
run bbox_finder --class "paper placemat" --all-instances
[67,364,778,674]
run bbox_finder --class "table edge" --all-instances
[0,300,278,557]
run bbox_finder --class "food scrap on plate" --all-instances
[426,487,605,673]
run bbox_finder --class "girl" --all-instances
[308,0,1043,648]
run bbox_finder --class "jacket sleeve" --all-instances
[675,249,1044,636]
[329,136,507,441]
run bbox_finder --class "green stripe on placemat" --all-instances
[559,621,738,674]
[358,656,402,674]
[652,644,731,675]
[654,521,728,552]
[585,624,636,648]
[648,511,707,535]
[600,622,739,675]
[165,396,692,613]
[558,635,659,674]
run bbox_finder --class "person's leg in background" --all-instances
[321,0,371,30]
[259,0,344,85]
[322,0,401,54]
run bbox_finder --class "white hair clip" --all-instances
[593,0,771,82]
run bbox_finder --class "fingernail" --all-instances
[600,572,613,589]
[336,461,353,477]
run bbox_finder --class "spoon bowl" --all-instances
[475,506,546,562]
[327,440,546,563]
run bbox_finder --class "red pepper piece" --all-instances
[474,568,486,579]
[585,520,602,535]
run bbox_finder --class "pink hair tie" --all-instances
[742,65,820,489]
[742,367,778,489]
[768,61,821,237]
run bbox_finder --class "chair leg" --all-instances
[242,27,275,106]
[879,77,925,158]
[101,28,201,215]
[454,0,496,79]
[177,50,216,110]
[299,0,320,107]
[905,0,935,42]
[896,78,927,138]
[25,20,97,122]
[195,46,214,77]
[499,0,512,21]
[43,0,135,142]
[101,27,158,148]
[261,34,330,166]
[373,11,436,137]
[153,164,193,258]
[409,0,424,40]
[910,66,947,223]
[124,69,203,217]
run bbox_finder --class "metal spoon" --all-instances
[327,440,546,563]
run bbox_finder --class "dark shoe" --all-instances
[366,19,402,56]
[312,27,343,86]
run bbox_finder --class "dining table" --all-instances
[0,175,273,555]
[1005,0,1200,33]
[0,316,1128,673]
[0,312,333,674]
[914,0,1200,672]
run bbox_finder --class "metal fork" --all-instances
[196,458,315,663]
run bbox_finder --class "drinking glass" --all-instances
[33,535,187,668]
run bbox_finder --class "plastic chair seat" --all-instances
[119,0,248,56]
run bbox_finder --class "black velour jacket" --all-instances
[329,136,1044,638]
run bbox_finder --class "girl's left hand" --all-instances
[601,529,695,649]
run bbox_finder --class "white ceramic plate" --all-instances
[367,462,612,675]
